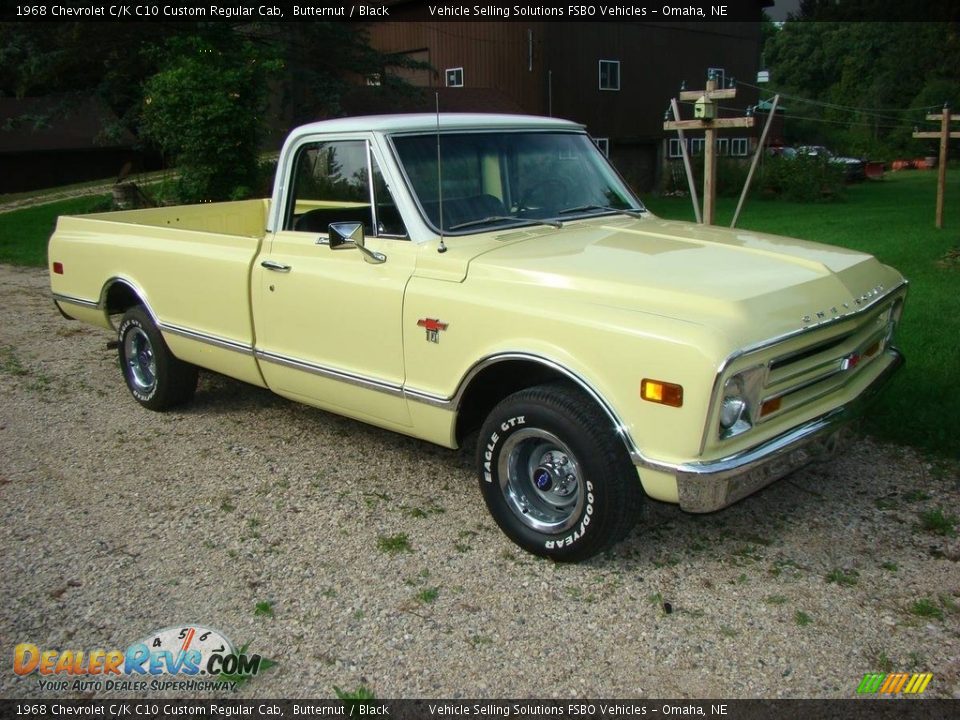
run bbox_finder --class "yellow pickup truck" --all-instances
[48,114,906,561]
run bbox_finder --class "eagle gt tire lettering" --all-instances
[117,306,198,411]
[477,383,643,561]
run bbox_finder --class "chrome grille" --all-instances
[703,284,906,453]
[757,304,894,423]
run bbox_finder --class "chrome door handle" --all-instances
[260,260,291,272]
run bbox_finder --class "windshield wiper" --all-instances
[558,205,646,219]
[448,215,563,231]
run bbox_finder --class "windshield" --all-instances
[391,131,645,233]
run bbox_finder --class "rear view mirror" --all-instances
[328,222,386,264]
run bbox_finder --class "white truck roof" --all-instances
[286,113,585,139]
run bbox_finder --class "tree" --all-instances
[0,22,184,136]
[140,32,280,202]
[0,22,423,199]
[763,17,960,156]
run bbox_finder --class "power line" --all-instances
[773,113,919,132]
[735,79,943,124]
[680,99,937,132]
[766,95,936,126]
[723,105,927,132]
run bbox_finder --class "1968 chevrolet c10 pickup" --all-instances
[48,114,906,560]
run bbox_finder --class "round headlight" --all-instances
[718,375,754,439]
[720,396,747,429]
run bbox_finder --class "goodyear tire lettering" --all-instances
[477,384,641,561]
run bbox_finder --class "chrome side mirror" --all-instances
[328,222,386,264]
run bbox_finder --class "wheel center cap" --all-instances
[534,467,553,491]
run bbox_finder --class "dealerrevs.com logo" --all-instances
[14,624,275,692]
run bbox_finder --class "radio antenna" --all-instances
[435,92,447,253]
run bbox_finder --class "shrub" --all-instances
[716,158,751,198]
[660,156,751,198]
[140,35,279,204]
[659,155,842,203]
[758,155,845,202]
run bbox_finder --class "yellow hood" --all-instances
[467,216,903,348]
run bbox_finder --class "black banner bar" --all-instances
[0,699,956,720]
[1,0,958,23]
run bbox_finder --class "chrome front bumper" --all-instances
[671,347,904,513]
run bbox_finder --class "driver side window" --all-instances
[285,140,406,237]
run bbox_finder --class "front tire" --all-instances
[478,383,643,561]
[117,306,198,411]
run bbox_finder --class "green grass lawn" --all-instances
[645,170,959,458]
[0,173,956,456]
[0,195,111,266]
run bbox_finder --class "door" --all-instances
[252,136,416,427]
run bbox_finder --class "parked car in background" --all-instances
[767,145,797,159]
[796,145,867,181]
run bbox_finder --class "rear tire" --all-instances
[117,306,198,411]
[477,383,643,561]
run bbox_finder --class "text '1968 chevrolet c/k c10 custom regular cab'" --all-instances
[48,114,906,561]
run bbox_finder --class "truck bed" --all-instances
[78,198,271,237]
[49,199,270,386]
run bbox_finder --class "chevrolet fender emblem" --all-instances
[417,318,448,343]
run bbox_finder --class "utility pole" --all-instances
[668,98,702,224]
[731,94,780,229]
[663,70,755,225]
[913,104,959,228]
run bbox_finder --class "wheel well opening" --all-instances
[104,282,143,317]
[455,360,569,445]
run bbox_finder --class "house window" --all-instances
[689,138,705,156]
[731,138,749,156]
[668,138,683,158]
[594,137,610,157]
[716,138,729,156]
[445,67,464,87]
[365,73,381,87]
[599,60,620,91]
[708,67,726,88]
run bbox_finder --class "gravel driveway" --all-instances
[1,264,958,699]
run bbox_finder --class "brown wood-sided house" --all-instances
[360,1,774,192]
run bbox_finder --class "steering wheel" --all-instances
[517,178,572,213]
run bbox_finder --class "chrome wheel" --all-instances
[117,306,198,411]
[498,428,584,533]
[124,326,156,393]
[479,384,644,561]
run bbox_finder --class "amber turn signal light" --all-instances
[760,396,782,417]
[641,379,683,407]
